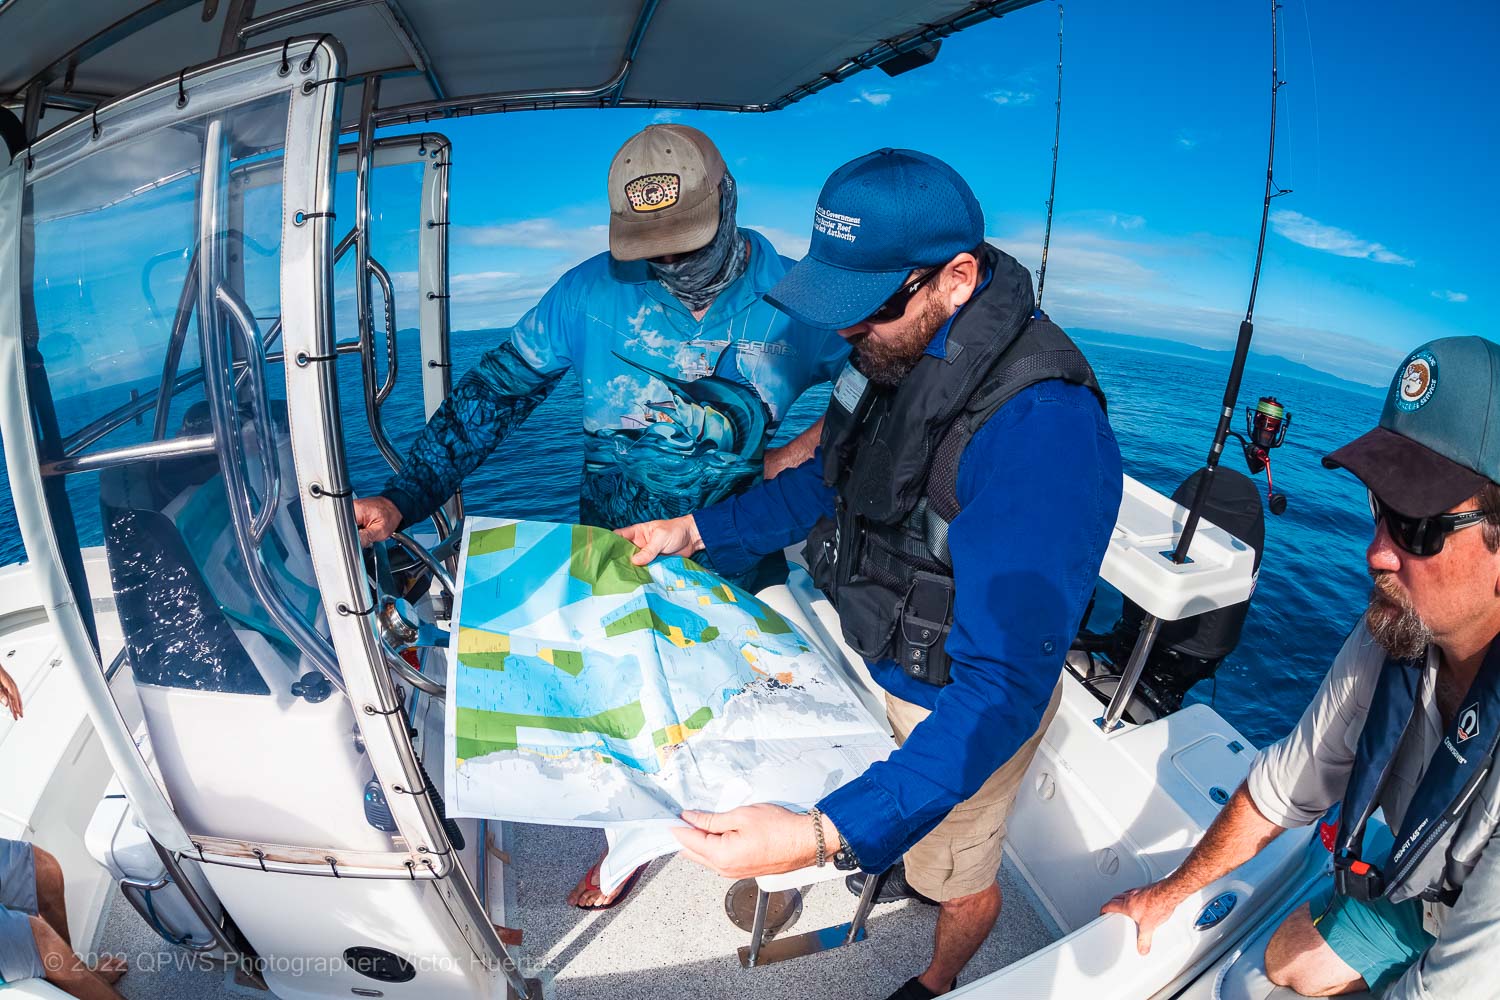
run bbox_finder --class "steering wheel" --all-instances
[361,526,462,699]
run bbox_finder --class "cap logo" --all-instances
[1458,703,1480,743]
[1395,350,1438,412]
[624,173,681,213]
[814,205,861,244]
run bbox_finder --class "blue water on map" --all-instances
[0,330,1385,747]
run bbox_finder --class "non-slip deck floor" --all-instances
[93,819,1058,1000]
[504,822,1058,1000]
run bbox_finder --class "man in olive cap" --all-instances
[1106,336,1500,998]
[353,124,848,908]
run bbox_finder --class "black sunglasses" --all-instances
[863,265,945,324]
[1368,490,1486,557]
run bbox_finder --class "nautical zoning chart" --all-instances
[445,518,892,878]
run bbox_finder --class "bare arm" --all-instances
[1101,781,1284,954]
[763,417,823,480]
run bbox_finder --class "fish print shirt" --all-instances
[381,229,849,578]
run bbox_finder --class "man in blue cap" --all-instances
[617,149,1122,998]
[1105,337,1500,998]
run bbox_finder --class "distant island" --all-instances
[443,325,1386,399]
[1069,329,1385,397]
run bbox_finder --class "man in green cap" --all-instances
[1104,336,1500,997]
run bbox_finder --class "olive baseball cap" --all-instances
[607,124,725,261]
[1323,336,1500,516]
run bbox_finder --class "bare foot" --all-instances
[566,851,622,909]
[91,954,129,984]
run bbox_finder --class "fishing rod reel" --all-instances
[1225,395,1291,515]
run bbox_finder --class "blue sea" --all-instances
[0,331,1384,748]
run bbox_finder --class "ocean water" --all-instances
[0,331,1384,747]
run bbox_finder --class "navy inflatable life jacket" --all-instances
[804,245,1104,686]
[1333,640,1500,906]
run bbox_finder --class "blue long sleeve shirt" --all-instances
[695,376,1122,872]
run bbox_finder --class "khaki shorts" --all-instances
[890,677,1062,902]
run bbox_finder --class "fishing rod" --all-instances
[1034,3,1063,317]
[1169,0,1293,564]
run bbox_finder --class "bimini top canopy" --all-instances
[1,0,1042,134]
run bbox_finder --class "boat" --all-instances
[0,3,1351,997]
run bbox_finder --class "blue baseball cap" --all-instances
[1324,336,1500,517]
[765,149,985,330]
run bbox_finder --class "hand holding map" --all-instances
[613,514,703,566]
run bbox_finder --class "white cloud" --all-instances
[1269,210,1414,266]
[986,89,1034,107]
[987,219,1403,385]
[1176,130,1198,150]
[744,222,810,260]
[1431,289,1469,303]
[1074,210,1146,231]
[457,218,609,258]
[651,109,683,124]
[851,90,891,107]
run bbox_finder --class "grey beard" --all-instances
[1365,572,1432,661]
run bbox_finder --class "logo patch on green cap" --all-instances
[1395,349,1438,412]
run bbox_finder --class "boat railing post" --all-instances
[1098,614,1164,732]
[745,888,771,967]
[844,869,881,946]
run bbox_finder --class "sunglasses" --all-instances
[863,265,945,324]
[1368,490,1486,557]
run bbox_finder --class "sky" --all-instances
[369,0,1499,386]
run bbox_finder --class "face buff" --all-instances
[647,171,748,313]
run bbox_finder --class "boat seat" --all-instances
[97,398,317,695]
[1216,913,1373,1000]
[99,458,272,695]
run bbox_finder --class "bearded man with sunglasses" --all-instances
[617,149,1122,999]
[1104,336,1500,998]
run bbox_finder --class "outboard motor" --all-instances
[1076,467,1266,721]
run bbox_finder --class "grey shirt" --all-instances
[1246,623,1500,998]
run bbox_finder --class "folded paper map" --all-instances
[444,518,893,838]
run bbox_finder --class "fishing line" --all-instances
[1171,0,1292,563]
[1034,3,1063,317]
[1297,0,1323,194]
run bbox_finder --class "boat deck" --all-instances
[503,822,1058,999]
[94,820,1057,999]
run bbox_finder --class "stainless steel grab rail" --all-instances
[203,276,345,692]
[367,255,400,405]
[215,284,281,543]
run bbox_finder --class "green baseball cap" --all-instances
[1323,336,1500,517]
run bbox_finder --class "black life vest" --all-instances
[1333,640,1500,906]
[804,244,1105,685]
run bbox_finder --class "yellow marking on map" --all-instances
[664,626,695,649]
[699,595,711,606]
[746,628,759,638]
[459,628,510,654]
[538,649,554,665]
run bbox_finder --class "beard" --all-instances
[852,294,950,386]
[1365,571,1432,660]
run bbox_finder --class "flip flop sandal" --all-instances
[573,861,649,911]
